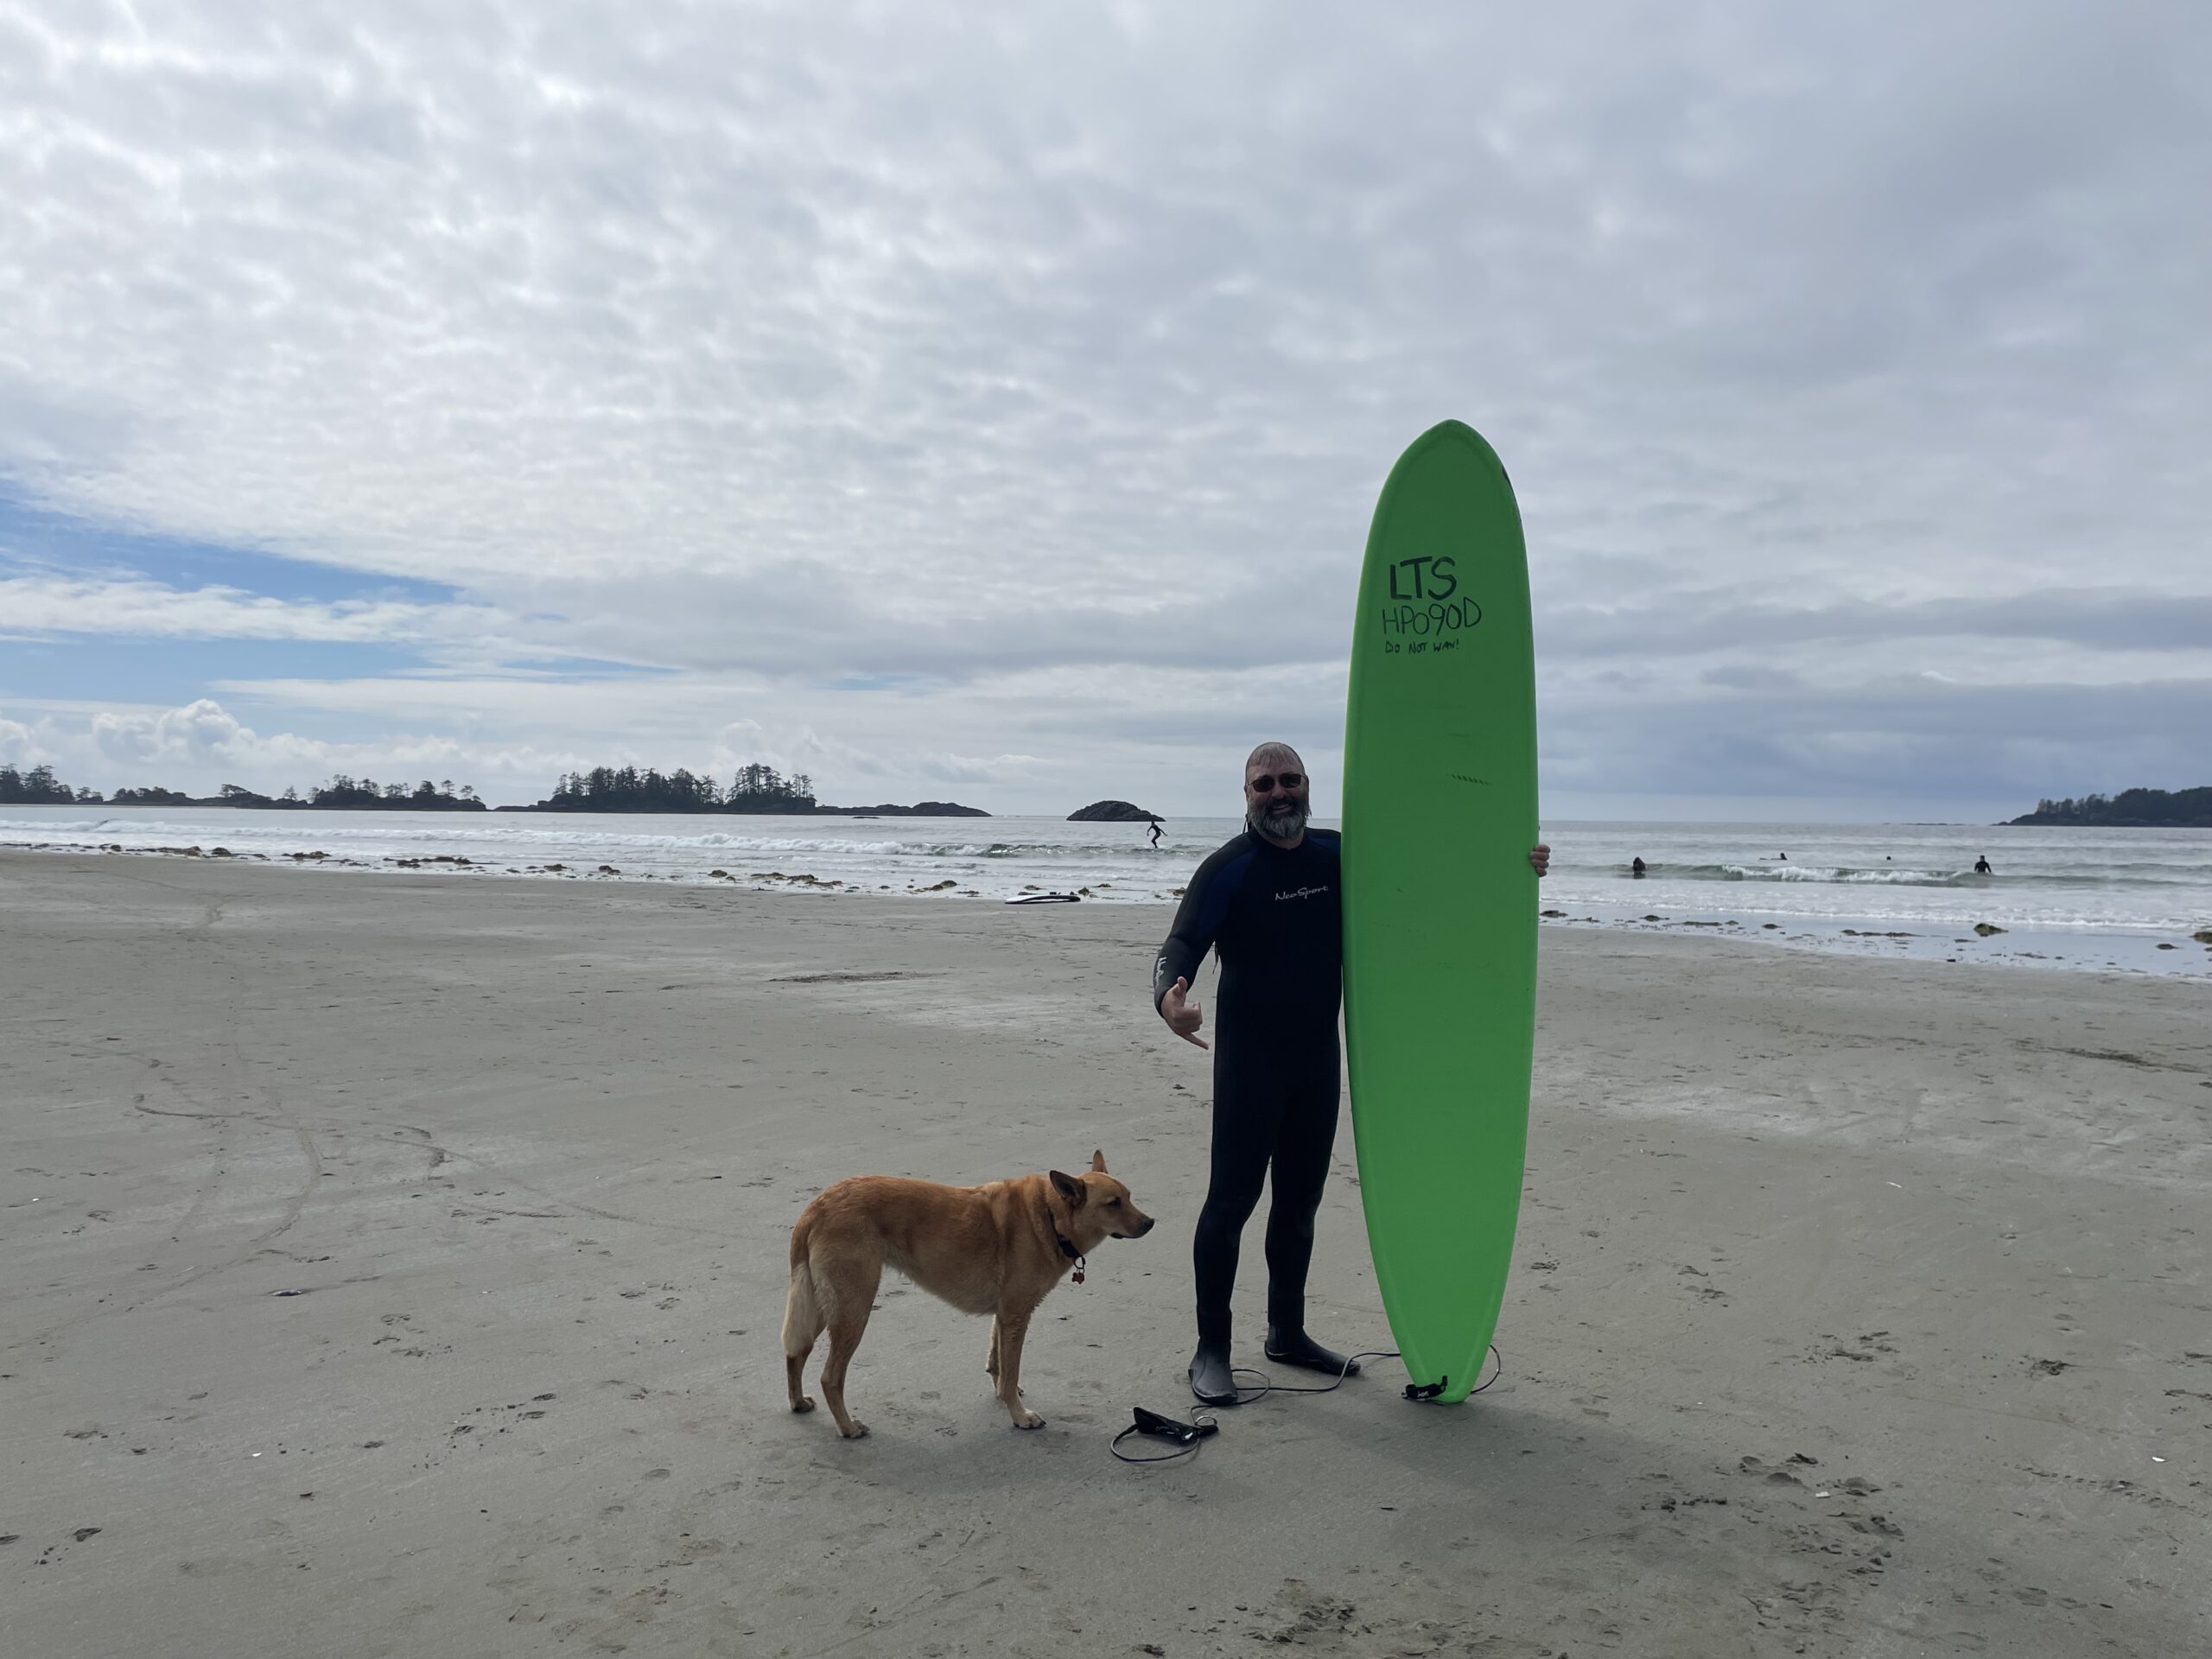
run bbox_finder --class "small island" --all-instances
[828,801,989,818]
[495,766,987,817]
[2008,786,2211,828]
[1067,799,1161,823]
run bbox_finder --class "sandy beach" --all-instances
[2,852,2207,1658]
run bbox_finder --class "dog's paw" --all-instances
[1011,1409,1046,1430]
[790,1395,815,1414]
[838,1420,870,1440]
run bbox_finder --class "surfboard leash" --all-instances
[1109,1406,1222,1463]
[1402,1345,1503,1402]
[1109,1345,1503,1463]
[1223,1347,1401,1403]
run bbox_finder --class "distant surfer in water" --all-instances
[1631,856,1646,878]
[1975,855,1993,874]
[1152,741,1550,1406]
[1148,819,1163,849]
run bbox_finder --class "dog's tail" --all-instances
[782,1210,823,1357]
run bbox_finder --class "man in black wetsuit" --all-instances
[1153,741,1550,1405]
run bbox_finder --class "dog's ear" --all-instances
[1049,1169,1084,1207]
[1090,1148,1109,1173]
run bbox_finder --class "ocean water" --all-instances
[1538,820,2212,979]
[3,807,2208,979]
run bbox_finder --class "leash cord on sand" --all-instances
[1109,1344,1501,1464]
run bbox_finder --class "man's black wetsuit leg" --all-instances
[1192,1040,1339,1349]
[1262,1064,1340,1334]
[1191,1071,1272,1351]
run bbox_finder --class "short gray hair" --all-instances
[1243,741,1302,779]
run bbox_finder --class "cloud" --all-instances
[0,571,524,652]
[1541,672,2212,806]
[0,715,41,766]
[1546,589,2212,663]
[0,1,2205,814]
[91,697,257,768]
[6,1,2202,595]
[39,695,603,798]
[7,671,1334,812]
[918,751,1047,785]
[1701,664,1802,692]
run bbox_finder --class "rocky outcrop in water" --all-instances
[1067,800,1160,823]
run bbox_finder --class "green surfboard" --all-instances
[1342,420,1538,1404]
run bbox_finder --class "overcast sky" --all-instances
[3,0,2207,819]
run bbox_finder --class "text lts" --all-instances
[1388,556,1458,601]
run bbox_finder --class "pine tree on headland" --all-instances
[0,763,85,804]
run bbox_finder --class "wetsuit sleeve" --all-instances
[1152,839,1249,1011]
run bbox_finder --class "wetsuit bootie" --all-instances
[1264,1326,1360,1377]
[1188,1341,1240,1406]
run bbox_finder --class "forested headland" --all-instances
[0,766,483,810]
[2008,787,2211,827]
[1,760,983,817]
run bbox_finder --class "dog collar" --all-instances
[1047,1211,1087,1286]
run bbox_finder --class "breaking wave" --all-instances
[1640,861,2179,889]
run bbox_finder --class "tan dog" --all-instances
[783,1149,1154,1438]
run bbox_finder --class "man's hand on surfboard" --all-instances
[1529,843,1550,878]
[1160,976,1210,1049]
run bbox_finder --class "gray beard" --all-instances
[1250,799,1309,842]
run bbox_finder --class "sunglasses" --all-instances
[1247,772,1305,793]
